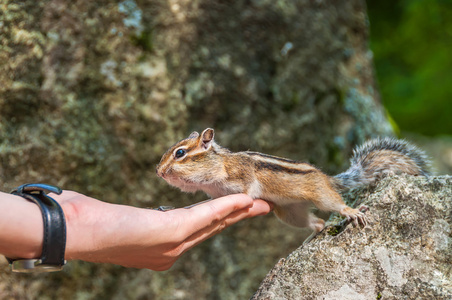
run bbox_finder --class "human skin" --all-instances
[0,191,272,271]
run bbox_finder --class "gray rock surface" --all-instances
[252,175,452,299]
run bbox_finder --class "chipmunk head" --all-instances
[156,128,225,192]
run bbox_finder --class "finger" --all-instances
[181,213,245,250]
[183,194,255,236]
[242,199,273,218]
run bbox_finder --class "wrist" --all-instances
[5,184,67,272]
[60,193,107,262]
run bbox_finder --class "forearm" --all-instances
[0,192,44,259]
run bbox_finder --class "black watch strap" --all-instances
[7,183,66,272]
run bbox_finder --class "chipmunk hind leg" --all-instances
[273,203,326,243]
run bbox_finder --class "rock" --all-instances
[252,175,452,299]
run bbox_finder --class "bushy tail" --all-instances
[334,137,432,191]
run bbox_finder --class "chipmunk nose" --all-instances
[156,166,163,177]
[156,165,166,178]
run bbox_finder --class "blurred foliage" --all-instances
[367,0,452,136]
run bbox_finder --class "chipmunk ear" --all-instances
[201,128,214,150]
[188,131,199,139]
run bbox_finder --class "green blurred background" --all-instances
[367,0,452,136]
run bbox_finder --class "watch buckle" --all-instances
[11,259,65,273]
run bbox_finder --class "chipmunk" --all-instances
[156,128,431,240]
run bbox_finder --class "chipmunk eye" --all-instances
[175,148,186,159]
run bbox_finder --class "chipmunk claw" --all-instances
[154,206,175,212]
[358,204,369,213]
[340,205,369,227]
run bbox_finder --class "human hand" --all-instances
[51,191,272,270]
